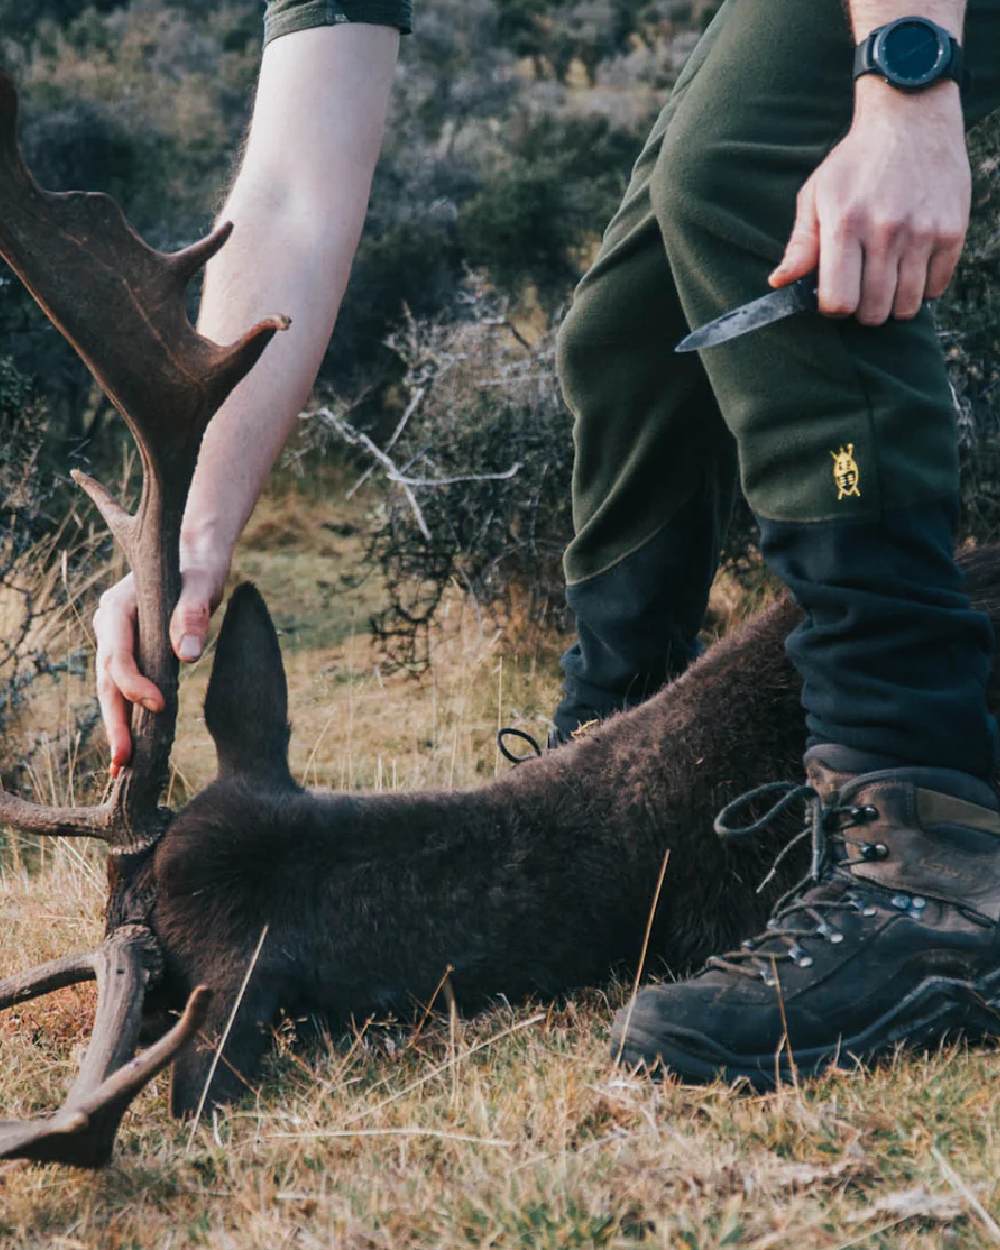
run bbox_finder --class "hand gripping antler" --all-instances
[0,70,285,1164]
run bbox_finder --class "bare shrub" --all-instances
[941,113,1000,541]
[0,356,106,792]
[0,357,58,725]
[298,277,573,670]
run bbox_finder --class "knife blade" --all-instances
[675,274,818,353]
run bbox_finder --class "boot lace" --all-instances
[707,780,890,984]
[497,727,543,766]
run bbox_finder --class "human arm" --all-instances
[770,0,968,324]
[94,22,400,772]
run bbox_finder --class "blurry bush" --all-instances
[941,112,1000,542]
[0,358,68,733]
[0,356,109,788]
[300,276,572,669]
[0,0,663,417]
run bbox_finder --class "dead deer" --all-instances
[2,70,999,1168]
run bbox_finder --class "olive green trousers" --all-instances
[554,0,1000,771]
[558,0,1000,584]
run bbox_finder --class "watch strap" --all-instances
[947,36,964,86]
[853,37,877,79]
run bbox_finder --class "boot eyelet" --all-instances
[891,893,911,910]
[797,955,814,968]
[851,805,880,823]
[860,842,889,861]
[828,931,845,944]
[863,906,878,918]
[761,973,777,987]
[911,897,927,911]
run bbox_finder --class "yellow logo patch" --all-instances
[831,444,861,500]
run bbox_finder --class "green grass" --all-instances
[2,481,1000,1248]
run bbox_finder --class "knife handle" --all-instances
[792,273,820,311]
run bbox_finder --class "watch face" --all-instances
[879,19,946,86]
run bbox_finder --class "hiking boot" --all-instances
[611,745,1000,1088]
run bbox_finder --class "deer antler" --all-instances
[0,70,287,850]
[0,70,285,1164]
[0,931,211,1166]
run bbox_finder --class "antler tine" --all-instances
[0,926,211,1166]
[0,791,115,843]
[0,951,98,1011]
[169,219,234,284]
[0,69,287,851]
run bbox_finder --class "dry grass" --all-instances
[2,481,1000,1248]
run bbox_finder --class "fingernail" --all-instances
[179,635,202,661]
[141,698,160,713]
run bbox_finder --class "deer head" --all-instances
[0,71,288,1166]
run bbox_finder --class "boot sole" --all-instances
[611,969,1000,1090]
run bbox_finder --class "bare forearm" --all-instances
[183,24,399,565]
[93,24,401,765]
[847,0,965,39]
[185,198,349,560]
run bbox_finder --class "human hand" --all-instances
[770,80,970,324]
[93,550,229,774]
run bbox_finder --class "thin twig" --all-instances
[313,408,431,539]
[405,963,455,1055]
[771,954,799,1092]
[271,1127,513,1148]
[395,465,521,488]
[443,973,459,1110]
[346,386,426,500]
[513,1128,633,1174]
[932,1146,1000,1243]
[186,924,269,1149]
[614,849,670,1065]
[312,406,521,540]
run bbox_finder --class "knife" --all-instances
[675,274,818,353]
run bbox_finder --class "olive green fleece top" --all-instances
[263,0,412,46]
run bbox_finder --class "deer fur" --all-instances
[139,546,1000,1114]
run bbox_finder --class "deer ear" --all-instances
[204,583,294,785]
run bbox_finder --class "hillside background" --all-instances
[3,7,1000,1246]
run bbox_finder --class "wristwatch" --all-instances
[853,16,963,92]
